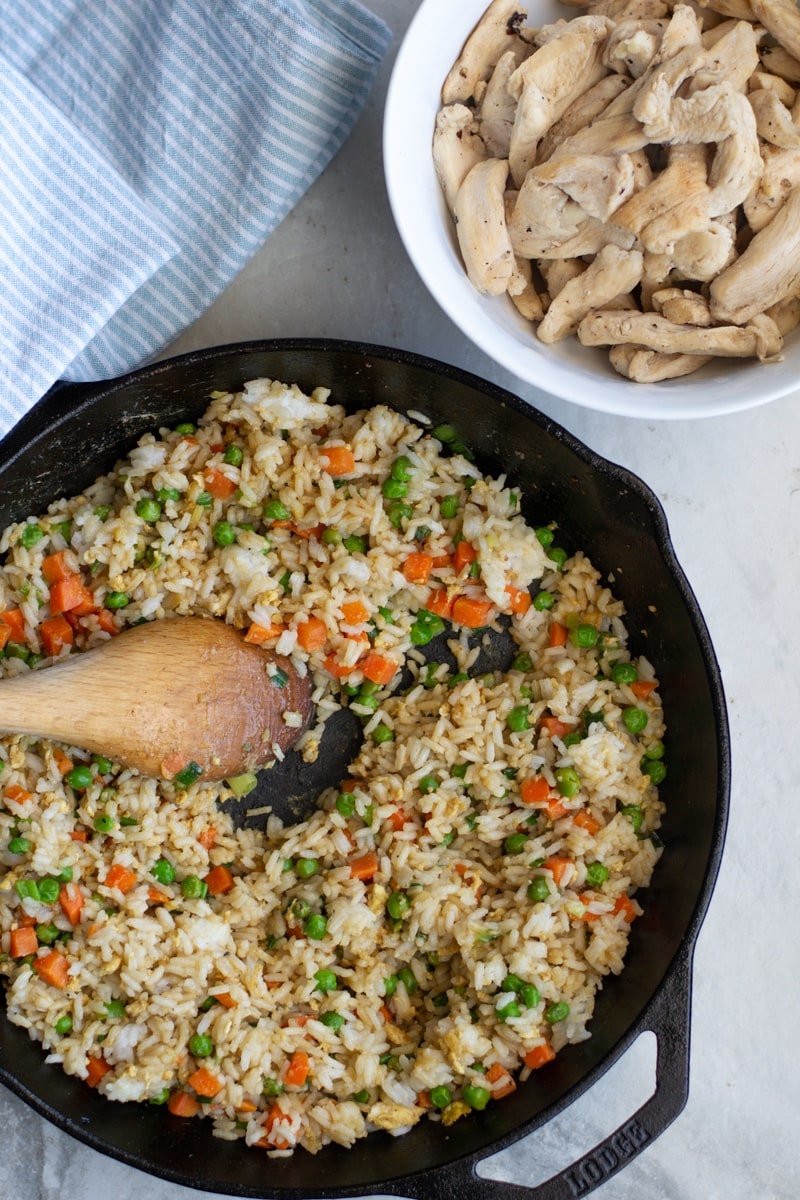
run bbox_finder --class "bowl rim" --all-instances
[382,0,800,420]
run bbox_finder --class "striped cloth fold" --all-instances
[0,0,391,439]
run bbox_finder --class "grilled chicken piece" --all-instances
[603,19,668,76]
[532,152,637,220]
[612,143,710,253]
[750,0,800,65]
[760,44,800,86]
[537,75,632,162]
[748,70,797,108]
[537,244,644,341]
[506,15,612,184]
[696,0,756,19]
[443,0,533,104]
[454,158,514,294]
[671,216,737,280]
[507,255,546,320]
[747,88,800,148]
[433,104,486,214]
[480,50,523,157]
[578,308,783,357]
[609,344,714,379]
[744,145,800,230]
[589,0,669,17]
[651,287,713,324]
[538,255,587,299]
[710,184,800,322]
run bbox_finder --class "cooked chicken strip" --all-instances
[710,183,800,322]
[690,18,762,93]
[454,158,515,295]
[480,50,522,157]
[538,256,587,298]
[507,255,546,320]
[578,308,783,358]
[609,344,714,379]
[507,15,612,184]
[748,71,797,108]
[532,152,637,220]
[760,45,800,86]
[672,216,737,279]
[589,0,669,17]
[744,145,800,230]
[537,74,632,162]
[442,0,533,104]
[603,20,668,77]
[766,292,800,335]
[433,104,486,214]
[538,244,644,341]
[696,0,755,19]
[750,0,800,65]
[509,173,637,257]
[651,286,713,324]
[612,143,710,253]
[747,88,800,148]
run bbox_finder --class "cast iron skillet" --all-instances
[0,340,729,1199]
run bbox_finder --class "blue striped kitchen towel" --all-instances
[0,0,391,438]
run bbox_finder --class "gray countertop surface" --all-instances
[2,3,798,1197]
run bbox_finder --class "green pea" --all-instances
[319,1010,345,1031]
[498,1000,521,1021]
[199,996,218,1011]
[94,813,116,833]
[451,763,468,779]
[56,866,73,883]
[511,651,532,672]
[181,874,208,899]
[38,878,60,904]
[54,1014,73,1036]
[8,836,30,855]
[343,535,367,554]
[463,1083,491,1110]
[642,759,667,785]
[585,862,610,887]
[173,761,203,788]
[351,1089,370,1104]
[92,756,113,775]
[544,1001,570,1023]
[263,500,290,521]
[212,520,236,547]
[314,968,337,994]
[381,478,408,499]
[20,523,44,549]
[195,491,213,508]
[569,624,599,649]
[535,526,554,548]
[156,487,182,503]
[151,858,176,885]
[622,706,648,735]
[335,792,356,817]
[439,494,459,519]
[429,1085,452,1109]
[501,974,524,994]
[15,879,40,902]
[410,610,445,646]
[519,983,540,1009]
[189,1033,214,1058]
[383,975,398,998]
[223,444,243,466]
[149,1088,171,1106]
[372,723,395,745]
[321,527,342,546]
[295,857,319,879]
[620,804,644,831]
[397,966,418,994]
[611,661,639,685]
[555,767,581,797]
[386,892,411,921]
[390,455,414,482]
[527,876,551,903]
[507,705,531,733]
[387,499,414,528]
[532,590,554,611]
[262,1076,283,1097]
[5,642,31,663]
[432,423,457,444]
[102,590,130,613]
[36,923,61,945]
[105,999,126,1019]
[66,765,94,790]
[504,833,528,855]
[644,739,665,760]
[304,914,328,940]
[292,899,311,920]
[418,775,439,794]
[174,422,196,435]
[135,498,162,523]
[548,547,568,570]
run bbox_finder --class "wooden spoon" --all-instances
[0,616,313,781]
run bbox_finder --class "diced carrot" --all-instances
[544,797,569,821]
[453,541,477,573]
[425,588,455,619]
[203,466,237,499]
[576,894,603,922]
[431,553,453,569]
[210,443,225,453]
[323,652,356,679]
[379,1004,393,1023]
[59,882,84,925]
[349,850,379,880]
[631,680,658,699]
[291,522,325,541]
[85,1055,112,1087]
[181,434,199,446]
[403,553,433,585]
[10,925,38,958]
[540,715,571,739]
[549,622,568,648]
[341,600,369,625]
[49,578,93,616]
[41,551,77,585]
[520,775,551,805]
[236,1100,258,1114]
[452,595,493,628]
[69,829,89,843]
[320,445,356,476]
[215,992,237,1009]
[168,1090,201,1117]
[486,1062,517,1099]
[160,751,187,778]
[296,616,327,652]
[613,894,638,923]
[40,614,74,657]
[505,585,532,615]
[187,1067,223,1098]
[17,912,38,927]
[33,949,70,988]
[524,1043,557,1070]
[283,1050,310,1088]
[0,626,9,651]
[244,620,283,644]
[104,863,137,894]
[255,1102,290,1149]
[416,1089,433,1109]
[339,779,358,793]
[543,856,572,885]
[572,809,603,834]
[205,864,234,896]
[197,826,217,850]
[4,784,33,805]
[360,651,399,685]
[147,887,169,905]
[95,608,119,635]
[387,809,406,832]
[52,747,73,775]
[0,608,26,642]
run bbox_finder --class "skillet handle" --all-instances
[396,944,692,1200]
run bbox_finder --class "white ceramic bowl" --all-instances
[383,0,800,419]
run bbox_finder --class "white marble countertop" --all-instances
[2,3,799,1198]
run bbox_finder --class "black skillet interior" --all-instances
[0,340,729,1197]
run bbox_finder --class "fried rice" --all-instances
[0,379,665,1154]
